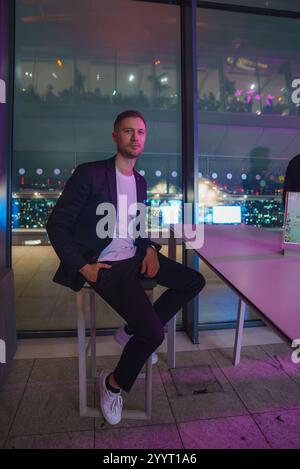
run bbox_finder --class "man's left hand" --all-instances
[140,247,160,278]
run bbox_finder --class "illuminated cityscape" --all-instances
[11,193,284,231]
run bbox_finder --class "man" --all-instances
[46,110,205,425]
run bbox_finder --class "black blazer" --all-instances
[46,155,161,291]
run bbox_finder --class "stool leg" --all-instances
[145,288,153,418]
[122,287,154,421]
[145,355,152,417]
[168,231,177,369]
[77,290,101,418]
[89,291,97,379]
[77,292,88,417]
[167,315,176,369]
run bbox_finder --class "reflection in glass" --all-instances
[14,0,181,332]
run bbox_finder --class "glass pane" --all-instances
[259,59,289,116]
[291,62,300,116]
[14,0,181,332]
[205,0,300,12]
[198,57,222,112]
[224,55,260,114]
[197,7,300,325]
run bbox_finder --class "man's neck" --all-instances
[115,153,136,176]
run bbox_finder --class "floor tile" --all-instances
[210,346,300,413]
[158,351,248,422]
[0,390,24,438]
[14,274,33,297]
[6,430,94,449]
[253,407,300,449]
[168,389,248,423]
[21,271,62,298]
[9,383,94,436]
[29,357,79,384]
[178,415,270,449]
[261,343,300,387]
[170,365,223,396]
[1,359,34,391]
[13,258,43,274]
[95,423,182,449]
[36,260,61,274]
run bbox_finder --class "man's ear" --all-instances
[112,131,117,142]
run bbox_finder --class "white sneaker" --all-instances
[98,370,123,425]
[114,326,158,365]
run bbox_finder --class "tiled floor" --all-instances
[1,342,300,449]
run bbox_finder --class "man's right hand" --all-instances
[79,263,112,283]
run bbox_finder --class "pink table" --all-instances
[167,224,300,368]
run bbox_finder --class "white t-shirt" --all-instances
[97,167,137,262]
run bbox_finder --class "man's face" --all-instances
[112,117,146,160]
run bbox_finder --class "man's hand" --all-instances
[140,247,160,278]
[79,262,111,283]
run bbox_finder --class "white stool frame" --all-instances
[76,284,153,420]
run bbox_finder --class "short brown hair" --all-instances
[114,110,146,131]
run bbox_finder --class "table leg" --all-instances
[233,298,245,366]
[167,316,176,369]
[167,228,176,369]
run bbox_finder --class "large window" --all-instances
[196,6,300,325]
[13,0,182,333]
[13,0,300,334]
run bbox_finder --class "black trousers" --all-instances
[88,250,205,392]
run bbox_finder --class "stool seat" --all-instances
[138,278,157,289]
[83,277,157,289]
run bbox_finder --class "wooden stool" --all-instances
[76,278,157,420]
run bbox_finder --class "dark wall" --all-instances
[0,0,16,387]
[0,0,12,269]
